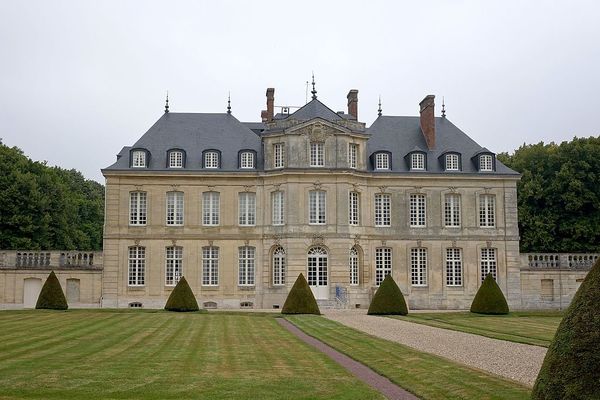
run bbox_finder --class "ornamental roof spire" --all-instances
[442,96,446,118]
[378,95,382,117]
[227,92,231,114]
[164,91,169,113]
[311,72,317,100]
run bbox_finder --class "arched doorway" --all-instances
[307,246,328,300]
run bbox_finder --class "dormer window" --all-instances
[240,151,255,169]
[411,153,425,170]
[310,142,324,167]
[480,154,493,171]
[168,150,184,168]
[445,154,459,171]
[132,150,147,168]
[375,153,390,170]
[204,151,220,169]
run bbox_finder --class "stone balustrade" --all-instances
[522,253,599,270]
[0,250,103,270]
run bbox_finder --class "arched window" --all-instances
[272,247,286,286]
[307,247,328,287]
[349,247,359,285]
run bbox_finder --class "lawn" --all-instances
[394,311,563,347]
[0,310,383,400]
[287,315,531,400]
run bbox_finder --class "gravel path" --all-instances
[323,310,547,387]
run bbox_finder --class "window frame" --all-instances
[375,247,392,286]
[273,143,285,169]
[479,194,496,227]
[309,190,326,225]
[310,142,324,167]
[166,191,184,226]
[350,247,359,286]
[410,152,426,171]
[409,193,427,227]
[238,246,255,286]
[130,149,148,168]
[272,247,286,286]
[445,153,460,171]
[128,246,145,287]
[375,152,390,170]
[129,191,147,226]
[165,246,183,286]
[167,149,185,168]
[479,154,494,172]
[480,248,497,281]
[444,193,461,228]
[202,191,220,226]
[202,246,219,286]
[272,191,285,226]
[238,192,256,226]
[348,191,360,226]
[348,143,358,169]
[410,247,428,287]
[445,248,462,287]
[203,150,221,169]
[374,193,391,227]
[238,150,256,169]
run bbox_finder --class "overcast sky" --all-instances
[1,0,599,183]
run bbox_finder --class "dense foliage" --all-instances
[36,271,68,310]
[367,274,408,315]
[164,277,200,312]
[532,258,600,399]
[282,273,321,315]
[470,274,509,315]
[0,141,104,250]
[498,137,600,252]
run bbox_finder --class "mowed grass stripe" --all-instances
[287,315,531,400]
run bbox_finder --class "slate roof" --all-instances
[285,99,344,121]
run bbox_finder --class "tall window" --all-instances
[272,247,286,286]
[128,246,145,286]
[479,194,496,227]
[411,248,427,286]
[239,192,256,226]
[375,153,390,170]
[410,194,426,227]
[310,142,324,167]
[203,192,220,226]
[309,190,326,224]
[240,152,254,169]
[165,246,183,286]
[129,192,147,225]
[274,143,284,168]
[375,247,392,286]
[348,191,360,226]
[307,247,328,287]
[169,151,183,168]
[480,248,497,281]
[272,191,284,225]
[132,151,146,168]
[444,194,461,227]
[411,153,425,170]
[374,193,391,227]
[349,247,359,285]
[166,192,184,226]
[348,143,358,169]
[204,151,219,168]
[446,248,462,286]
[445,154,459,171]
[480,155,493,171]
[238,246,255,286]
[202,246,219,286]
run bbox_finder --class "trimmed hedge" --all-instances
[470,274,509,315]
[368,274,408,315]
[532,257,600,399]
[36,271,68,310]
[164,277,200,312]
[282,273,320,315]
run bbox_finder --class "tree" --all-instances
[281,273,320,315]
[470,274,509,315]
[164,277,200,312]
[36,271,68,310]
[367,274,408,315]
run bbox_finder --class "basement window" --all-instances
[203,301,217,309]
[240,301,254,309]
[128,302,143,309]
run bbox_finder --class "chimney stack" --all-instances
[419,95,436,149]
[347,89,358,120]
[261,88,275,122]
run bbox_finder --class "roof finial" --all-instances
[311,72,317,100]
[377,95,382,117]
[441,96,446,118]
[227,92,231,114]
[164,91,169,113]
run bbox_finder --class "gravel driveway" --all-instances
[323,310,547,387]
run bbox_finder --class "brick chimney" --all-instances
[261,88,275,122]
[419,95,436,149]
[347,89,358,120]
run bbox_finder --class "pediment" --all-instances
[286,118,351,141]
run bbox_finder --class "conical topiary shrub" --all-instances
[164,277,200,312]
[36,271,68,310]
[470,273,509,315]
[368,274,408,315]
[281,273,320,315]
[532,257,600,399]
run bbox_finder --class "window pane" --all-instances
[273,247,286,285]
[375,247,392,286]
[166,246,183,286]
[272,191,284,225]
[132,151,146,167]
[348,191,359,225]
[445,154,459,171]
[350,247,359,285]
[202,246,219,285]
[410,194,426,227]
[444,194,461,227]
[203,192,220,225]
[480,248,497,281]
[310,142,324,167]
[411,153,425,170]
[446,248,462,286]
[309,190,326,224]
[128,246,145,286]
[129,192,147,225]
[411,248,427,286]
[169,151,183,168]
[274,143,284,168]
[166,192,184,225]
[241,152,254,169]
[375,153,389,170]
[375,193,391,227]
[479,194,495,227]
[239,192,256,226]
[238,246,255,286]
[348,144,357,169]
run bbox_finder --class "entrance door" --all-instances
[308,247,329,300]
[23,278,42,308]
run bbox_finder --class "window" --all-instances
[309,190,326,224]
[238,246,255,286]
[375,153,390,170]
[307,247,328,287]
[273,247,286,286]
[129,192,147,225]
[410,194,426,227]
[169,151,183,168]
[310,142,324,166]
[444,194,461,227]
[446,248,462,286]
[348,191,360,226]
[240,151,254,169]
[274,143,284,168]
[350,247,359,285]
[166,192,184,226]
[374,193,391,227]
[479,194,496,227]
[375,248,392,286]
[165,246,183,286]
[202,246,219,286]
[204,151,219,169]
[272,191,284,225]
[480,248,497,281]
[480,154,493,171]
[239,192,256,226]
[348,143,358,169]
[411,153,425,170]
[128,246,145,286]
[202,192,220,226]
[445,154,459,171]
[411,248,427,286]
[132,150,146,168]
